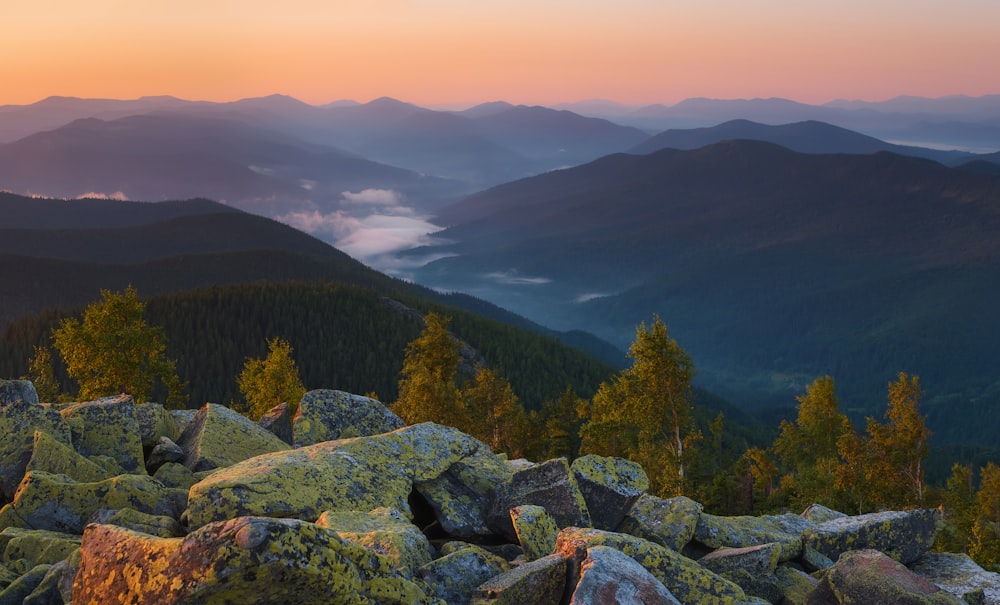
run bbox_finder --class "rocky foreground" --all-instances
[1,379,998,604]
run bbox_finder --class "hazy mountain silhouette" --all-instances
[409,141,1000,444]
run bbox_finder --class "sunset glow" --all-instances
[3,0,1000,106]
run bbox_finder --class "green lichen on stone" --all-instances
[694,512,812,561]
[418,545,505,605]
[570,454,649,531]
[90,507,183,538]
[0,562,51,603]
[152,462,199,490]
[802,509,940,565]
[25,430,118,483]
[134,402,180,448]
[178,403,291,472]
[59,394,146,475]
[0,527,80,566]
[292,389,404,447]
[698,543,781,577]
[556,526,748,605]
[0,398,72,503]
[9,470,187,534]
[0,505,27,532]
[510,505,559,561]
[71,517,442,604]
[470,553,567,605]
[186,423,492,529]
[619,494,704,552]
[316,507,435,576]
[415,445,512,539]
[774,565,819,605]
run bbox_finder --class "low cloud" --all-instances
[483,270,552,285]
[574,292,612,303]
[341,188,405,207]
[76,191,129,201]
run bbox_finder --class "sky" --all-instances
[3,0,1000,107]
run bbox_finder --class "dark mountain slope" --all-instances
[409,141,1000,444]
[630,119,973,164]
[0,194,240,229]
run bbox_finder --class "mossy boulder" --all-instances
[151,461,201,491]
[801,503,847,524]
[134,402,180,448]
[72,517,442,604]
[487,458,591,542]
[802,509,939,565]
[0,562,51,604]
[695,512,812,561]
[570,544,681,605]
[0,399,72,503]
[0,527,80,566]
[186,423,494,529]
[417,544,506,605]
[8,470,187,534]
[469,553,566,605]
[316,508,435,577]
[619,494,703,552]
[0,380,38,407]
[292,389,404,446]
[258,401,293,445]
[806,549,961,604]
[177,403,291,472]
[25,430,118,484]
[510,505,559,561]
[89,507,183,538]
[146,436,185,473]
[775,565,819,605]
[570,454,648,531]
[555,527,748,605]
[698,542,781,577]
[59,394,146,475]
[414,446,512,539]
[909,553,1000,604]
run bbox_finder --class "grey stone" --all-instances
[0,380,39,407]
[0,399,72,503]
[570,545,681,605]
[802,509,939,565]
[177,403,290,472]
[695,512,813,561]
[59,394,145,474]
[909,552,1000,604]
[470,553,566,605]
[571,454,648,531]
[806,549,961,604]
[292,389,404,447]
[487,458,591,542]
[619,494,703,552]
[258,401,293,445]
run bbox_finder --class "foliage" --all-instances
[865,372,931,508]
[24,345,62,403]
[235,337,306,421]
[393,312,465,427]
[51,286,186,407]
[461,366,531,458]
[580,315,700,497]
[935,463,976,554]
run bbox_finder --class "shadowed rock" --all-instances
[570,454,648,531]
[694,512,812,561]
[802,509,939,565]
[258,401,293,445]
[510,505,559,562]
[59,395,145,475]
[0,399,72,503]
[487,458,591,542]
[25,430,118,483]
[177,403,290,472]
[134,402,180,448]
[0,380,39,407]
[470,553,566,605]
[292,389,404,447]
[619,494,703,552]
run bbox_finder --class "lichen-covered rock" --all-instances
[555,527,748,605]
[146,436,185,473]
[570,545,682,605]
[8,471,187,534]
[89,507,183,538]
[72,517,442,604]
[802,509,939,565]
[801,544,835,571]
[258,401,293,445]
[186,422,493,529]
[59,394,146,475]
[0,563,51,604]
[0,399,72,503]
[470,553,566,605]
[909,552,1000,604]
[25,430,117,483]
[316,508,435,577]
[0,527,80,566]
[293,389,404,446]
[134,402,180,448]
[775,565,819,605]
[618,494,704,552]
[169,409,196,433]
[415,446,513,539]
[698,542,781,577]
[806,549,961,604]
[487,458,591,542]
[570,454,648,531]
[510,505,559,561]
[177,403,291,472]
[20,560,66,605]
[801,503,847,524]
[0,380,39,406]
[418,544,505,605]
[695,512,812,561]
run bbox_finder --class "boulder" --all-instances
[570,545,681,605]
[145,436,185,473]
[802,509,939,565]
[775,565,820,605]
[89,507,183,538]
[694,512,813,561]
[417,544,506,605]
[72,517,440,604]
[800,503,847,524]
[469,553,566,605]
[618,494,703,552]
[177,403,291,472]
[570,454,648,531]
[59,394,146,475]
[487,458,591,542]
[134,402,180,448]
[0,399,72,503]
[555,527,748,605]
[698,542,781,577]
[25,430,117,483]
[293,389,405,446]
[20,560,66,605]
[168,409,197,433]
[151,461,200,491]
[316,508,435,577]
[0,527,80,566]
[0,563,51,604]
[806,549,961,604]
[510,505,559,561]
[8,471,187,534]
[415,447,513,538]
[186,423,496,529]
[909,552,1000,604]
[258,401,294,445]
[0,380,39,406]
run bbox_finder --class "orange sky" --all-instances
[3,0,999,106]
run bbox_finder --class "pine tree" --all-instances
[52,286,187,407]
[236,337,306,420]
[535,387,584,460]
[393,312,464,427]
